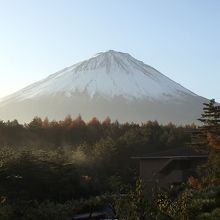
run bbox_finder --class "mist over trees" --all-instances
[0,115,196,218]
[3,105,220,219]
[0,115,193,150]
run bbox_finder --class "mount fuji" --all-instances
[0,50,207,124]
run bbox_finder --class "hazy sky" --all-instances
[0,0,220,101]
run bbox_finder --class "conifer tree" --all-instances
[198,99,220,133]
[193,99,220,178]
[199,99,220,148]
[191,99,220,151]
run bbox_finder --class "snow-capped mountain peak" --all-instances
[0,50,206,124]
[1,50,196,104]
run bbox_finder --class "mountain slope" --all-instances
[0,50,207,124]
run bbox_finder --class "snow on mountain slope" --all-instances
[0,50,196,104]
[0,50,207,124]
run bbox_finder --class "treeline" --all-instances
[0,115,195,150]
[0,116,196,190]
[0,116,196,219]
[1,100,220,219]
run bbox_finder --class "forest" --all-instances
[0,100,219,219]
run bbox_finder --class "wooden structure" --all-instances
[132,147,208,190]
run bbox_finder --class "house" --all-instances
[132,147,208,191]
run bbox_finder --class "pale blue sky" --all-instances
[0,0,220,101]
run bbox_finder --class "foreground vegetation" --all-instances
[0,116,192,219]
[0,116,192,196]
[0,99,220,219]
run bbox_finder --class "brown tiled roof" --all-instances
[132,147,208,159]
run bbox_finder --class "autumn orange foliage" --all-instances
[188,176,202,189]
[207,132,220,150]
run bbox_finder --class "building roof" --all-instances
[132,147,208,160]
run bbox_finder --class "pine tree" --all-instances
[191,99,220,151]
[199,99,220,149]
[198,99,220,134]
[193,99,220,178]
